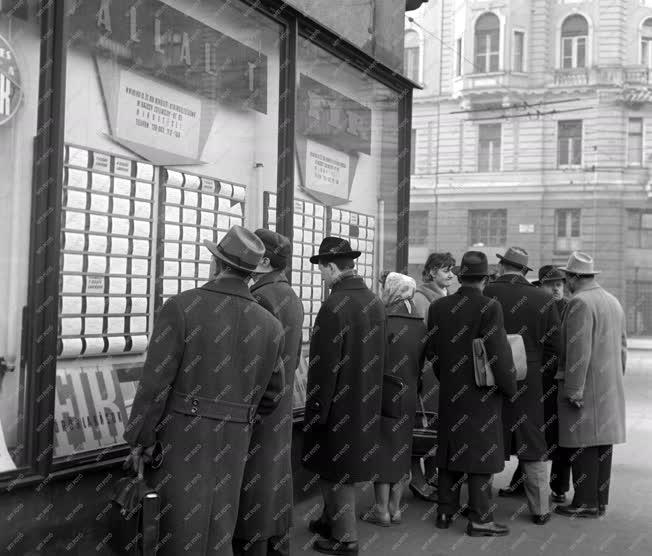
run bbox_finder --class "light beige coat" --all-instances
[556,281,627,448]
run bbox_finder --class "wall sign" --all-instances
[0,33,22,126]
[305,139,350,200]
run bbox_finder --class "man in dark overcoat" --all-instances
[302,237,386,556]
[426,251,517,537]
[123,226,285,556]
[233,230,304,556]
[484,247,561,525]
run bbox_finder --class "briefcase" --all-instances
[107,474,160,556]
[473,334,528,388]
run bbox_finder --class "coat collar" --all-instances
[386,301,422,320]
[456,285,484,297]
[201,275,255,301]
[492,274,533,287]
[571,280,601,295]
[330,274,367,293]
[420,281,447,298]
[250,269,289,293]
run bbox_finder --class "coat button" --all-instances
[191,407,198,414]
[192,399,199,406]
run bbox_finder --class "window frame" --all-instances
[404,29,422,83]
[641,18,652,68]
[456,37,463,77]
[468,209,507,246]
[554,208,582,252]
[513,29,526,73]
[477,123,502,172]
[557,119,583,168]
[627,117,644,167]
[559,14,589,70]
[474,12,501,74]
[627,210,652,248]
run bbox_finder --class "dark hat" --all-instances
[454,251,490,278]
[203,225,270,274]
[532,264,566,286]
[310,237,361,264]
[496,246,533,271]
[254,228,291,269]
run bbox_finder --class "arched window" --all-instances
[561,14,588,69]
[404,30,420,82]
[474,13,500,73]
[641,18,652,67]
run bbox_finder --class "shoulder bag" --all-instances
[473,333,528,387]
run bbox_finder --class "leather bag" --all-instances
[473,333,527,387]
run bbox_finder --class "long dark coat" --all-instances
[124,277,285,556]
[301,274,386,483]
[426,286,517,474]
[235,270,304,541]
[377,303,427,483]
[484,275,561,461]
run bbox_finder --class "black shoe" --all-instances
[309,518,332,538]
[532,513,551,525]
[459,506,470,518]
[551,491,566,504]
[498,484,525,498]
[599,504,606,516]
[408,482,438,502]
[554,504,599,518]
[436,513,453,529]
[466,521,509,537]
[313,538,359,555]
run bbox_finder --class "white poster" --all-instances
[305,139,350,200]
[116,70,201,161]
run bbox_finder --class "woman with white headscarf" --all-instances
[360,272,427,526]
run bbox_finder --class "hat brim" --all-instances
[496,254,533,272]
[559,266,601,275]
[310,250,362,264]
[538,276,566,283]
[203,239,272,274]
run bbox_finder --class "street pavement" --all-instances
[290,351,652,555]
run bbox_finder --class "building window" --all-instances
[456,37,463,76]
[561,14,588,69]
[555,209,581,251]
[628,118,643,165]
[474,13,500,73]
[410,128,417,173]
[478,123,502,172]
[641,18,652,67]
[627,279,652,336]
[513,31,525,72]
[468,209,507,246]
[558,120,583,167]
[627,210,652,248]
[410,210,429,245]
[404,30,420,82]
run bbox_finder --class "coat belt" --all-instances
[169,390,257,424]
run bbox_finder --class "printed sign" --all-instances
[305,140,350,200]
[0,33,22,126]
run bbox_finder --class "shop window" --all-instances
[627,279,652,337]
[404,30,420,82]
[474,13,500,73]
[478,123,502,172]
[627,210,652,248]
[410,211,429,245]
[641,18,652,67]
[468,209,507,246]
[456,37,463,76]
[555,209,581,252]
[558,120,583,167]
[513,31,525,72]
[628,118,644,166]
[561,14,588,69]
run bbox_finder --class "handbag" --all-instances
[106,473,160,556]
[412,394,437,458]
[473,333,528,388]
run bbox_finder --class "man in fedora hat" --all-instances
[123,225,286,556]
[484,247,561,525]
[554,252,627,519]
[234,229,304,556]
[302,237,386,555]
[426,251,516,536]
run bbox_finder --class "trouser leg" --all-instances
[570,446,599,508]
[319,479,357,542]
[466,473,493,524]
[436,468,463,515]
[268,533,290,556]
[510,461,526,488]
[597,445,613,507]
[521,460,550,515]
[232,539,267,556]
[550,448,573,494]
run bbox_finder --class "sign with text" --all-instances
[305,139,350,200]
[0,32,22,125]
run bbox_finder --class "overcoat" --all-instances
[426,286,517,474]
[377,302,427,483]
[124,277,285,556]
[556,282,627,448]
[484,275,561,461]
[301,274,386,483]
[235,270,304,542]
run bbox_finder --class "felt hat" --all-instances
[254,228,291,269]
[559,251,601,275]
[496,246,533,272]
[310,237,361,264]
[203,225,270,274]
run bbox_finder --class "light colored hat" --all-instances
[559,251,601,275]
[203,225,271,274]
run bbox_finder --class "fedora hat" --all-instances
[310,237,361,264]
[203,225,271,274]
[559,251,601,275]
[254,228,291,269]
[532,264,566,286]
[454,251,490,278]
[496,246,533,271]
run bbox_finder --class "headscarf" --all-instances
[382,272,417,312]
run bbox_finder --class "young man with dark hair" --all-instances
[302,237,386,556]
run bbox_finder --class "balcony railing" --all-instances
[550,66,652,88]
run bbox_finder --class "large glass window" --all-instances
[513,31,525,72]
[627,210,652,248]
[468,209,507,247]
[641,18,652,67]
[558,120,583,167]
[56,0,281,460]
[555,209,581,252]
[561,15,588,69]
[0,2,41,474]
[628,117,644,166]
[474,13,500,73]
[478,123,502,172]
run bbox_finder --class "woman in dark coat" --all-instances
[361,273,427,527]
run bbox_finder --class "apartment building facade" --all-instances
[406,0,652,338]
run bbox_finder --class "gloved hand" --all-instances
[123,444,156,478]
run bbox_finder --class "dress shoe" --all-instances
[408,482,438,502]
[313,538,359,555]
[498,484,525,498]
[436,513,453,529]
[309,518,332,538]
[532,513,551,525]
[390,510,402,524]
[599,504,606,516]
[551,491,566,504]
[554,504,599,518]
[466,521,510,537]
[359,508,390,527]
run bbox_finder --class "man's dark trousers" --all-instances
[550,447,573,495]
[438,468,493,523]
[233,535,289,556]
[569,445,613,507]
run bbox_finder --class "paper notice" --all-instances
[302,259,311,271]
[368,229,375,240]
[294,200,303,213]
[182,208,196,225]
[342,211,351,224]
[181,280,195,292]
[61,317,82,335]
[68,147,88,166]
[229,202,243,217]
[293,214,302,227]
[200,211,214,227]
[64,232,85,251]
[106,336,127,355]
[184,191,198,206]
[134,202,151,219]
[315,219,323,231]
[302,300,311,314]
[232,186,245,201]
[110,217,128,235]
[217,214,230,229]
[132,240,150,257]
[106,317,125,334]
[135,182,151,199]
[229,216,241,228]
[182,226,197,242]
[93,153,110,172]
[165,224,180,240]
[137,163,154,181]
[164,242,179,259]
[110,237,128,255]
[312,274,321,286]
[86,256,106,273]
[166,187,181,204]
[181,243,196,260]
[267,209,276,223]
[133,220,151,237]
[63,254,84,272]
[292,257,301,270]
[167,170,184,187]
[165,205,180,222]
[60,338,83,358]
[84,337,106,355]
[61,296,82,315]
[87,235,108,253]
[315,233,323,243]
[113,198,131,216]
[90,194,109,213]
[131,297,148,314]
[198,263,211,280]
[109,257,127,275]
[302,329,309,343]
[303,315,311,328]
[220,183,233,198]
[131,258,149,276]
[130,335,149,352]
[114,157,132,176]
[199,229,214,244]
[341,224,349,236]
[332,209,341,221]
[164,261,179,276]
[350,213,358,225]
[85,296,105,314]
[108,277,127,294]
[201,194,214,210]
[268,194,276,208]
[292,243,302,257]
[331,222,340,234]
[113,178,132,197]
[67,169,88,189]
[163,280,178,295]
[66,189,88,211]
[315,205,324,218]
[62,275,83,293]
[185,174,200,189]
[304,202,313,216]
[181,263,195,277]
[131,278,148,294]
[91,173,110,192]
[108,297,127,313]
[359,228,366,239]
[202,178,216,193]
